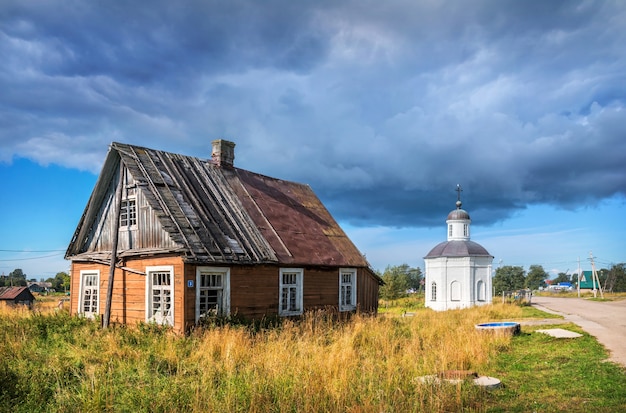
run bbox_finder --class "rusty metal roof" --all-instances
[67,142,371,269]
[231,168,367,266]
[424,240,492,259]
[0,286,34,300]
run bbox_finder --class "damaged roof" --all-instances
[66,142,371,269]
[0,286,35,301]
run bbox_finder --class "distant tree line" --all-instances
[493,265,548,294]
[597,263,626,293]
[0,268,28,287]
[376,262,626,298]
[493,263,626,294]
[377,264,423,300]
[0,268,70,292]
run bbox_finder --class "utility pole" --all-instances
[577,257,581,298]
[589,251,604,299]
[103,162,124,328]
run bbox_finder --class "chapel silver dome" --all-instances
[424,240,492,258]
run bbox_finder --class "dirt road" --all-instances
[531,296,626,368]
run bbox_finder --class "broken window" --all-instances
[79,271,99,319]
[279,268,303,316]
[196,267,230,320]
[120,198,137,227]
[146,266,174,326]
[339,268,357,311]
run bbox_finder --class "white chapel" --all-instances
[424,186,493,311]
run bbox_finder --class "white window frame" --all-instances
[339,268,357,312]
[279,268,303,316]
[120,196,137,229]
[431,282,437,301]
[78,270,100,319]
[145,265,175,326]
[196,267,230,321]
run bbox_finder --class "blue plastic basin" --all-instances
[475,322,521,335]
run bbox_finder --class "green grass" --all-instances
[380,299,625,412]
[519,304,562,319]
[484,323,626,412]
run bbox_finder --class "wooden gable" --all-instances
[66,152,181,262]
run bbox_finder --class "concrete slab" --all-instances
[473,376,502,389]
[416,374,502,389]
[536,328,583,338]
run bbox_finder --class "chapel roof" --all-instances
[426,185,492,259]
[424,240,492,258]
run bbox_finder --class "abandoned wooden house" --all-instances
[65,140,381,332]
[0,286,36,309]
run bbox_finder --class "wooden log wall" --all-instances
[70,255,185,333]
[71,257,379,333]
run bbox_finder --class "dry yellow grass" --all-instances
[1,303,522,412]
[181,305,517,411]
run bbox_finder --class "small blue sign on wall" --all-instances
[187,280,194,288]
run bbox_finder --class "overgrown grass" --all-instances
[378,293,426,315]
[1,302,624,412]
[379,295,564,319]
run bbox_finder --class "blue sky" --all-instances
[1,0,625,279]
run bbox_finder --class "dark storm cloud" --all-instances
[2,0,330,80]
[1,0,625,228]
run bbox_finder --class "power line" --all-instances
[0,253,65,261]
[0,249,66,252]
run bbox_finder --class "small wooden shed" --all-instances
[66,140,381,332]
[0,286,36,308]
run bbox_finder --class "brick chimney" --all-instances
[211,139,236,167]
